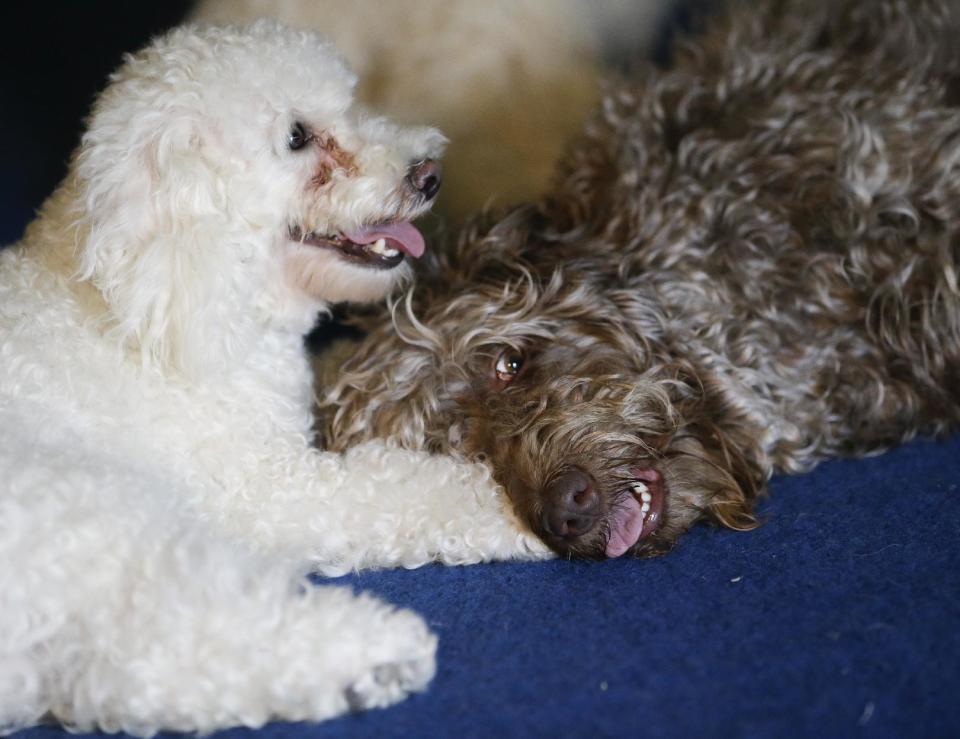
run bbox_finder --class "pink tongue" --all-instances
[605,495,645,558]
[343,222,426,258]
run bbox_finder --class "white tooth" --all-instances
[383,247,400,257]
[370,237,387,254]
[641,502,650,515]
[641,490,651,504]
[632,482,648,494]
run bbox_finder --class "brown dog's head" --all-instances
[322,209,761,558]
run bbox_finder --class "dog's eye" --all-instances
[288,122,310,151]
[494,349,524,384]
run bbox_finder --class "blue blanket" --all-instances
[327,436,960,738]
[13,435,960,737]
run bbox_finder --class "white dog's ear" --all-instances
[76,83,247,377]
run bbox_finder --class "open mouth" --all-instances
[289,221,426,270]
[605,467,665,558]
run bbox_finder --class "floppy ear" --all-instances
[698,420,763,531]
[75,82,250,377]
[663,377,764,534]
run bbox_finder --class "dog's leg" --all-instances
[193,439,552,575]
[2,510,436,734]
[316,441,553,574]
[0,429,436,734]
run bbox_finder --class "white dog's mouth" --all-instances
[289,222,426,270]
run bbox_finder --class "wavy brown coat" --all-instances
[323,0,960,558]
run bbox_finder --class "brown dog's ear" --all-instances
[699,421,763,531]
[664,415,763,534]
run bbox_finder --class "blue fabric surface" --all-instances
[13,435,960,738]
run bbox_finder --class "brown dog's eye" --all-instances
[494,349,524,384]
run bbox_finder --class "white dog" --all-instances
[0,22,545,735]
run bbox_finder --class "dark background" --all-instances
[0,2,193,244]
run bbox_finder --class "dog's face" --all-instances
[325,219,760,558]
[76,22,444,372]
[205,50,445,306]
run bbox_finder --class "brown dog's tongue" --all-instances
[605,495,644,558]
[343,222,426,258]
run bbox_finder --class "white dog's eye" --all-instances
[288,122,310,151]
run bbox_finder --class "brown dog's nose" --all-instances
[407,159,442,200]
[541,468,600,539]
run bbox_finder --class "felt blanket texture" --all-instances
[10,435,960,736]
[2,2,958,737]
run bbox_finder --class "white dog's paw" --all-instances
[344,658,431,711]
[41,582,439,733]
[341,605,437,711]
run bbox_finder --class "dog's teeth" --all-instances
[367,238,400,258]
[632,481,652,517]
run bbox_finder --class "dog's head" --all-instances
[75,21,444,374]
[324,210,761,559]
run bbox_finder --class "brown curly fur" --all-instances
[321,0,960,559]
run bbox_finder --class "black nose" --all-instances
[541,468,600,539]
[407,159,442,200]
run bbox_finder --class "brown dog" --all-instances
[322,0,960,559]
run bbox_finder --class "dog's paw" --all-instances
[344,659,431,711]
[342,606,437,711]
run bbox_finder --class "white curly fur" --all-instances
[0,22,546,735]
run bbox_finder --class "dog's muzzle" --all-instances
[406,159,442,201]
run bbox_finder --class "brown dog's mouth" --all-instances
[289,222,425,270]
[605,467,665,558]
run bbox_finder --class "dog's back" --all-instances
[537,0,960,466]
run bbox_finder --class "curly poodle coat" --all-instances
[0,22,544,735]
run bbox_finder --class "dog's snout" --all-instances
[407,159,442,200]
[541,468,600,539]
